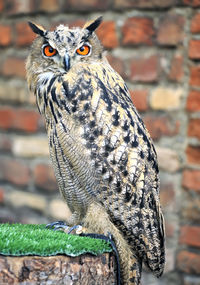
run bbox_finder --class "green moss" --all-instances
[0,223,112,257]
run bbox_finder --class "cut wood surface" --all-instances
[0,253,116,284]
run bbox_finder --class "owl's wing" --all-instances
[60,61,165,276]
[85,62,165,276]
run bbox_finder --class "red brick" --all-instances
[168,54,184,82]
[114,0,177,8]
[188,40,200,59]
[5,0,35,14]
[0,158,30,186]
[188,119,200,140]
[181,193,200,222]
[0,108,40,133]
[0,0,3,12]
[143,115,179,140]
[191,13,200,33]
[0,25,12,46]
[177,250,200,274]
[15,22,36,46]
[130,55,159,82]
[179,226,200,247]
[38,0,59,12]
[182,169,200,192]
[97,21,119,49]
[157,14,185,46]
[183,0,200,6]
[68,19,85,29]
[130,90,148,111]
[186,90,200,111]
[33,163,57,192]
[0,187,4,203]
[65,0,110,10]
[2,57,25,78]
[106,54,126,78]
[189,65,200,86]
[122,17,154,46]
[160,183,175,209]
[186,145,200,164]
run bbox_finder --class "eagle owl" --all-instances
[26,17,165,284]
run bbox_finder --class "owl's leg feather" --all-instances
[83,202,142,285]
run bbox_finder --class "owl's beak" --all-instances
[63,53,70,71]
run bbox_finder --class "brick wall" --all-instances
[0,0,200,284]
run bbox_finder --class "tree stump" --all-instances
[0,253,116,284]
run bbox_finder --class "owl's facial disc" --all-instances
[28,17,103,73]
[42,38,93,72]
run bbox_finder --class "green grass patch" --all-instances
[0,223,112,257]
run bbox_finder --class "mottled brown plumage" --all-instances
[26,17,165,284]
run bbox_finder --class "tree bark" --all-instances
[0,253,116,284]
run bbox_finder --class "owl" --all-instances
[26,17,165,285]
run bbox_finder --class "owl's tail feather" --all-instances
[83,202,142,285]
[126,255,142,285]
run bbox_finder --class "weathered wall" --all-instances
[0,0,200,284]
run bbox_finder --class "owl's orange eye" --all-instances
[43,45,57,57]
[76,45,90,56]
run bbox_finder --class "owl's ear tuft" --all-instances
[28,22,46,37]
[83,16,103,33]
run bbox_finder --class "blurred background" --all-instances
[0,0,200,284]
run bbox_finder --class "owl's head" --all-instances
[26,17,103,89]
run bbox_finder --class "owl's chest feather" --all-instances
[36,63,158,206]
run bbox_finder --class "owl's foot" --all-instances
[46,221,86,234]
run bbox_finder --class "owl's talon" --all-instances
[52,224,70,233]
[46,221,86,235]
[67,225,85,234]
[46,221,67,229]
